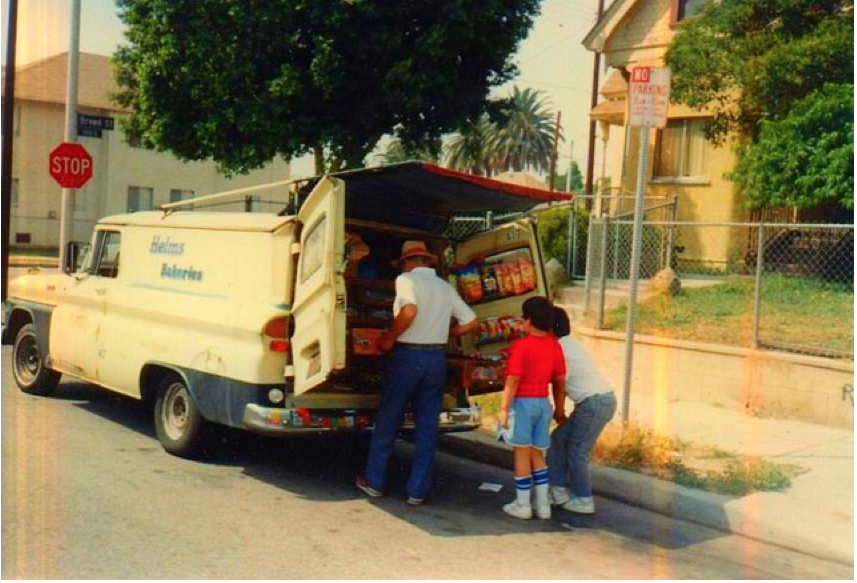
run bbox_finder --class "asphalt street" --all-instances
[2,346,852,578]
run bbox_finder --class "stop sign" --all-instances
[49,142,93,189]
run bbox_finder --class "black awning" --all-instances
[300,162,573,233]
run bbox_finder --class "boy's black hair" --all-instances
[522,296,555,332]
[553,306,571,337]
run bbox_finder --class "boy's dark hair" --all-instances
[522,296,555,332]
[553,306,571,337]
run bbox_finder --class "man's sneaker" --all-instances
[549,487,571,506]
[533,504,552,520]
[406,496,424,506]
[562,496,595,515]
[355,476,382,498]
[502,501,533,520]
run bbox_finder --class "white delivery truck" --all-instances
[4,162,570,457]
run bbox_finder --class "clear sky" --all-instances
[1,0,605,181]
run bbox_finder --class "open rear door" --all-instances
[453,217,550,360]
[290,177,347,395]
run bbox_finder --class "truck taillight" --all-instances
[270,340,290,353]
[264,317,289,338]
[264,318,290,352]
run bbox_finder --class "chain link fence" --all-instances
[583,219,854,360]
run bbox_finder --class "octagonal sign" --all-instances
[49,142,93,189]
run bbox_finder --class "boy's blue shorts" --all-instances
[509,397,551,450]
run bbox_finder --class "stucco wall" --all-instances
[11,99,291,247]
[575,326,854,429]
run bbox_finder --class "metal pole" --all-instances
[571,201,579,279]
[752,223,765,349]
[665,195,676,269]
[58,0,82,270]
[583,213,595,309]
[1,0,19,302]
[566,200,574,276]
[620,127,650,423]
[486,210,494,230]
[597,215,610,330]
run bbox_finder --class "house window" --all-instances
[170,189,194,203]
[11,178,18,208]
[245,195,261,212]
[654,118,707,180]
[127,186,154,212]
[671,0,705,24]
[15,233,31,244]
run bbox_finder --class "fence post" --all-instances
[571,200,579,279]
[597,215,610,330]
[612,218,620,279]
[566,201,574,277]
[665,195,677,269]
[583,213,596,309]
[486,210,494,230]
[752,223,765,349]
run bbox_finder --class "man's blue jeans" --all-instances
[547,391,617,497]
[364,344,446,500]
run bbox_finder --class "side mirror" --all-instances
[63,241,86,275]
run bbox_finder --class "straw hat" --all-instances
[394,240,437,266]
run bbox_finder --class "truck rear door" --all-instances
[290,177,348,395]
[453,217,550,358]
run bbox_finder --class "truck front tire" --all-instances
[12,323,61,396]
[154,376,209,458]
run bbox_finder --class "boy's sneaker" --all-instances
[549,487,571,506]
[502,501,533,520]
[533,504,552,520]
[406,496,424,506]
[355,476,382,498]
[562,497,595,515]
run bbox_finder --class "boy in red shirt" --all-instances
[499,296,566,519]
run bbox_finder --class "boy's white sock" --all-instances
[533,468,550,507]
[514,475,532,506]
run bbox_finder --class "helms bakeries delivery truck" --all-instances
[4,162,571,457]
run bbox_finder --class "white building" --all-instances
[7,52,291,247]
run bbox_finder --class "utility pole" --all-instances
[565,140,574,192]
[584,0,607,203]
[58,0,82,270]
[548,111,562,192]
[2,0,19,301]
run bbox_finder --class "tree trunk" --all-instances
[313,144,325,175]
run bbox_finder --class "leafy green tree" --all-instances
[551,160,584,192]
[493,87,561,173]
[444,114,501,177]
[731,84,853,209]
[665,0,853,209]
[113,0,540,175]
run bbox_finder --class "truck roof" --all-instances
[98,211,295,232]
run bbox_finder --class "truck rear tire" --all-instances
[12,323,61,396]
[154,376,209,458]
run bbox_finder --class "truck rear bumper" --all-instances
[243,404,481,435]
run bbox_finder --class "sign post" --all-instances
[58,0,82,271]
[621,66,671,423]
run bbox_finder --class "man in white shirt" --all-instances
[548,307,617,515]
[356,241,478,505]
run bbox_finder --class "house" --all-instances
[583,0,747,270]
[5,52,291,248]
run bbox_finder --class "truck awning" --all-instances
[302,162,573,233]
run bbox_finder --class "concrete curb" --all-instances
[437,431,853,566]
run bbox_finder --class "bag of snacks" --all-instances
[494,264,515,296]
[518,257,536,292]
[507,262,526,295]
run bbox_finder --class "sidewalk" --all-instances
[439,391,854,565]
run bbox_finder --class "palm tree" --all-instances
[444,114,500,177]
[493,87,561,174]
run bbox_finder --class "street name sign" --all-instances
[629,66,671,129]
[77,114,115,139]
[49,142,93,189]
